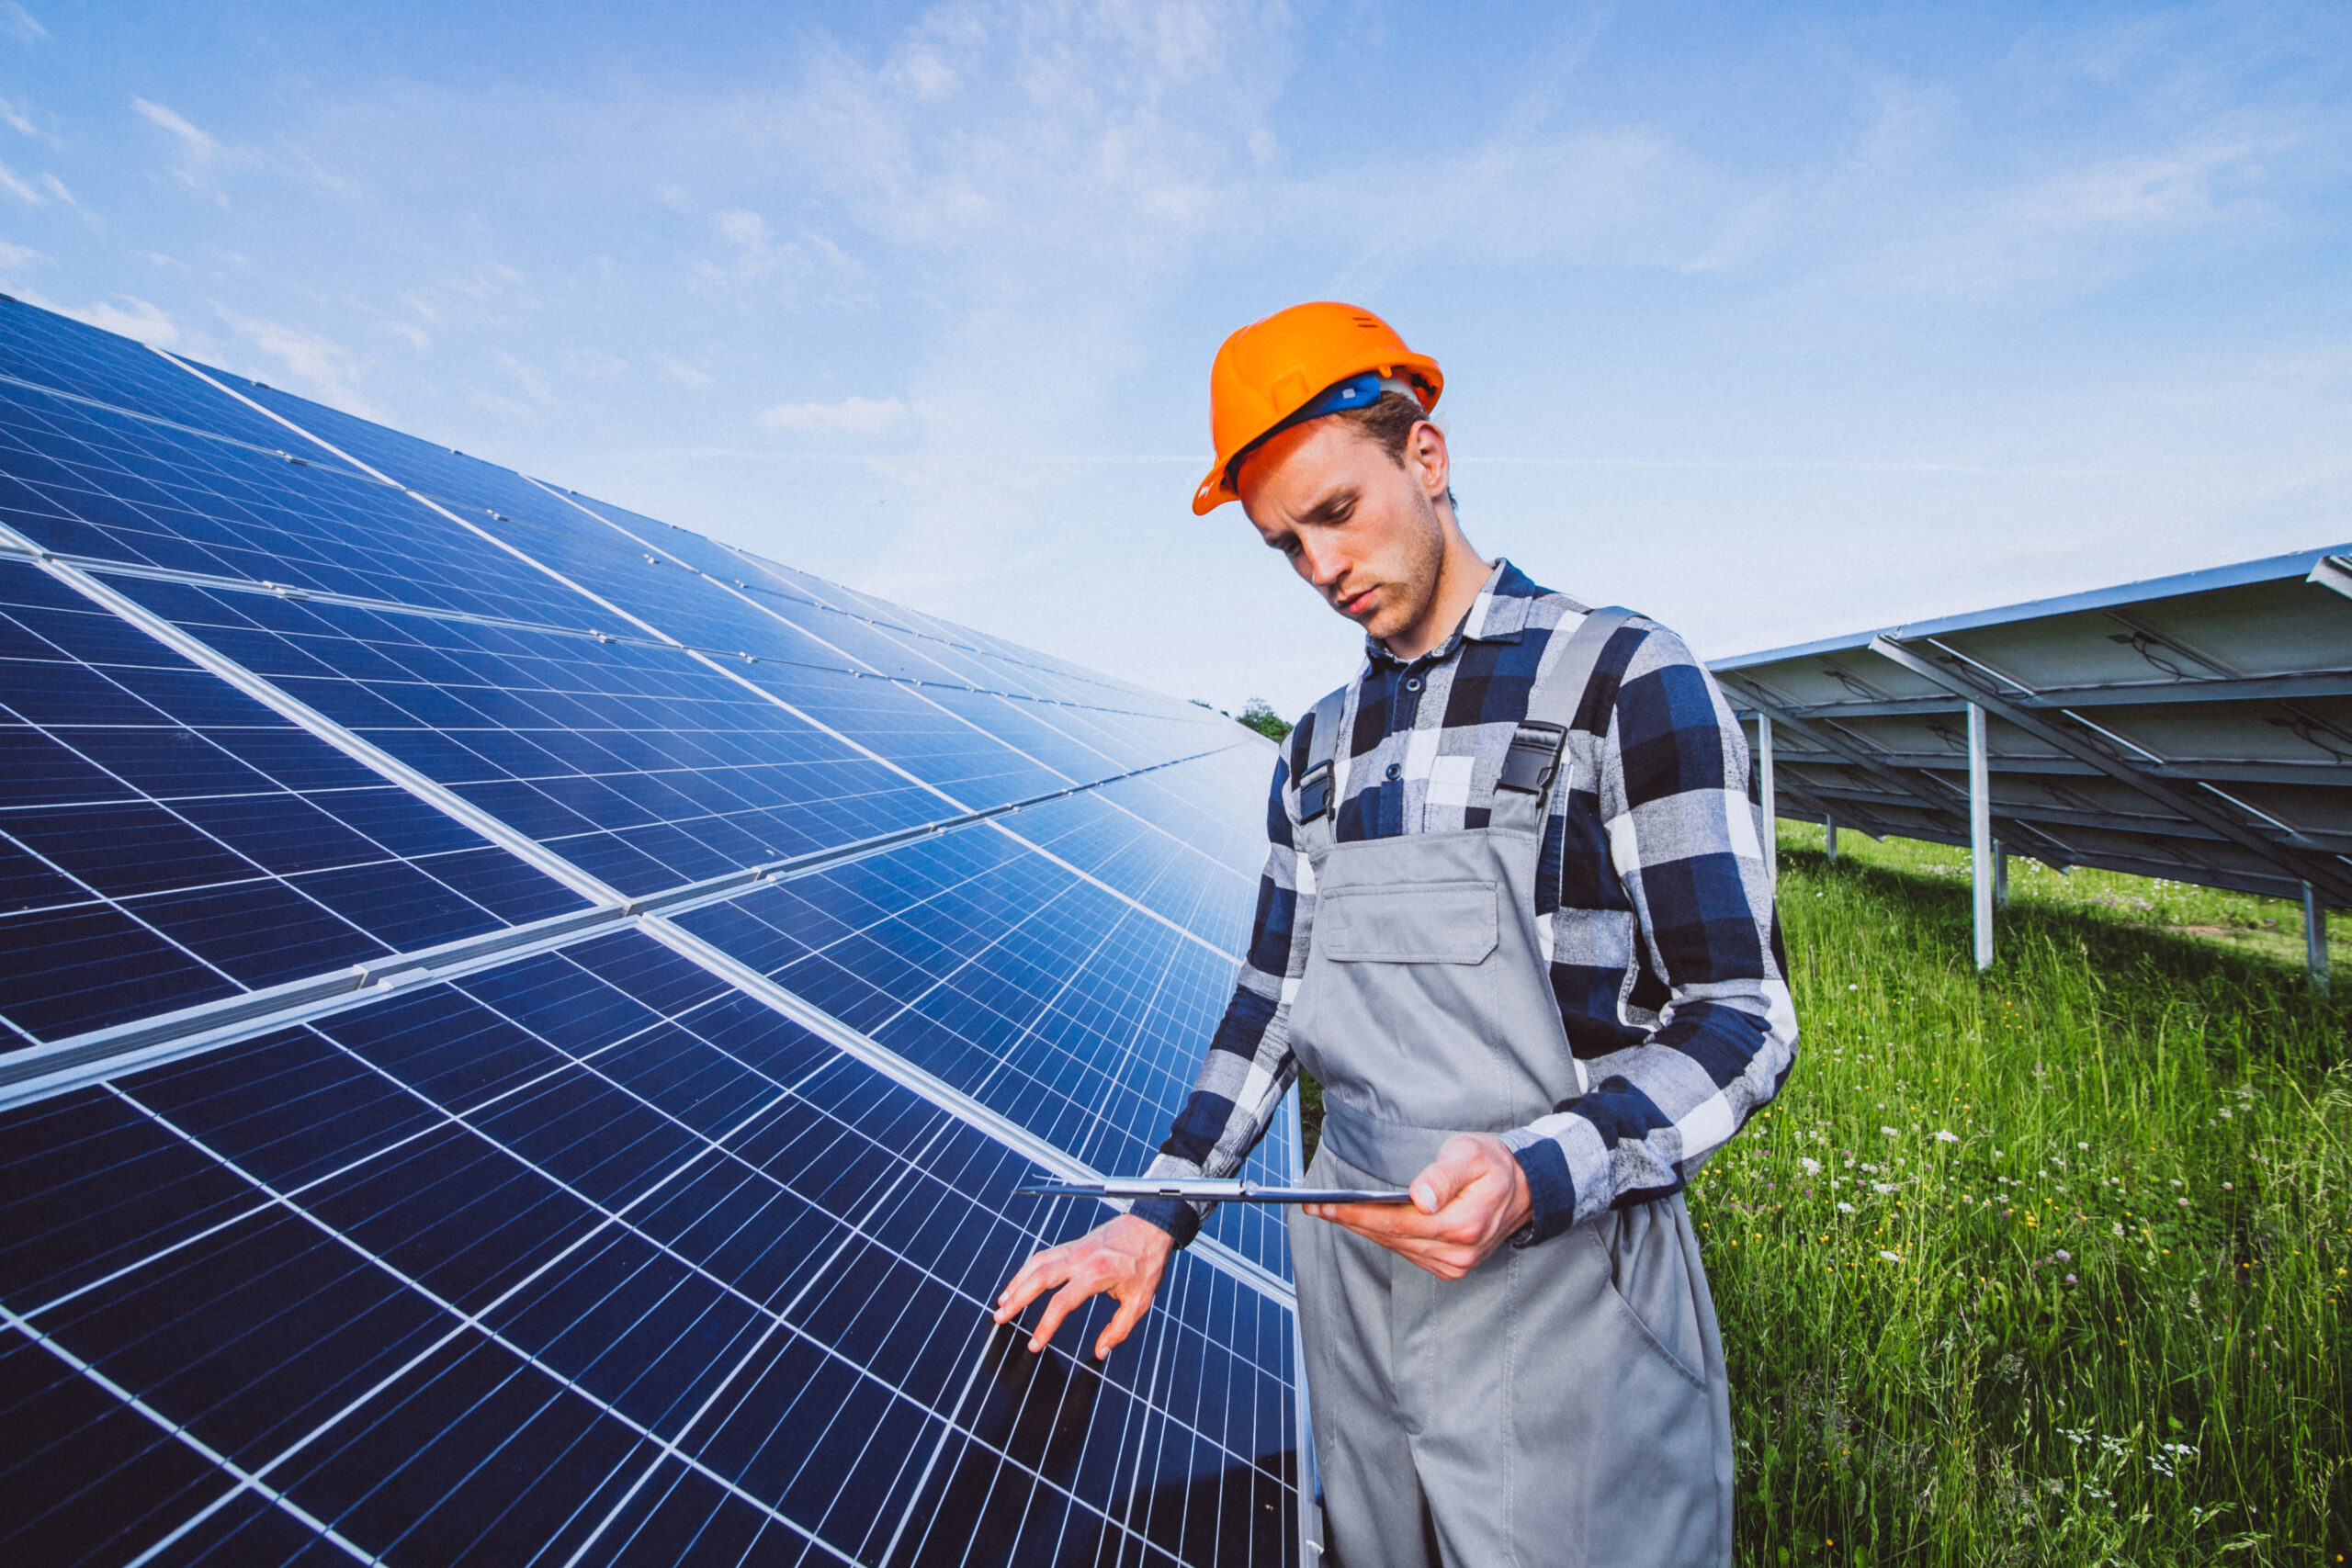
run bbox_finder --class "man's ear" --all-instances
[1407,420,1450,502]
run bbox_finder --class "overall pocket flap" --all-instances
[1318,879,1499,964]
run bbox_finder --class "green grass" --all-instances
[1699,824,2350,1566]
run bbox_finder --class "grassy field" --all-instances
[1694,824,2350,1566]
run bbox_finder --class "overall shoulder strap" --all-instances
[1290,682,1351,857]
[1488,605,1636,833]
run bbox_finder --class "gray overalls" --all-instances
[1286,609,1735,1568]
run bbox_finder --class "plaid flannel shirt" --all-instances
[1134,559,1797,1248]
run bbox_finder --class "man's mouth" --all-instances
[1337,585,1377,618]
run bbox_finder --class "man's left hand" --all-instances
[1303,1133,1533,1280]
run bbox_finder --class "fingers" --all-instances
[1028,1278,1094,1355]
[1094,1287,1152,1361]
[1412,1135,1495,1213]
[992,1247,1075,1325]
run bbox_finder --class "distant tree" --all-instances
[1238,698,1292,743]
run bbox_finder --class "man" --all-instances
[995,301,1796,1567]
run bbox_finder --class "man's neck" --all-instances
[1380,531,1492,663]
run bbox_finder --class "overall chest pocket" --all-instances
[1317,879,1499,964]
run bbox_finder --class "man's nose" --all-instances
[1299,536,1349,592]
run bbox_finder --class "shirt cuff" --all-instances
[1127,1197,1202,1248]
[1502,1128,1579,1247]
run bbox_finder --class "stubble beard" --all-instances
[1363,492,1448,647]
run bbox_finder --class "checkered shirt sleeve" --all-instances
[1133,575,1796,1249]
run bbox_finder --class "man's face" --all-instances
[1237,418,1448,646]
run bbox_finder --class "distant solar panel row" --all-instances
[0,295,1300,1566]
[1712,545,2352,908]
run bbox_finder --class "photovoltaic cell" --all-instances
[0,934,1295,1567]
[0,295,1299,1567]
[0,560,585,1043]
[107,576,970,897]
[0,381,615,633]
[668,828,1293,1277]
[997,755,1270,949]
[0,299,323,457]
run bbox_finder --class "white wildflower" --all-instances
[1838,1201,1855,1213]
[1800,1157,1821,1175]
[1877,1249,1901,1262]
[1872,1182,1896,1194]
[1935,1129,1959,1143]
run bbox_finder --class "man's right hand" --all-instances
[993,1213,1173,1360]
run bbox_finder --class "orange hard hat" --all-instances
[1192,300,1442,515]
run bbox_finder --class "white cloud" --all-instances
[717,208,768,250]
[71,296,179,346]
[0,158,69,207]
[132,96,251,200]
[2,3,45,44]
[0,96,58,144]
[1861,126,2301,299]
[0,154,37,203]
[133,96,219,158]
[0,237,42,269]
[496,350,556,404]
[759,395,910,434]
[562,348,629,381]
[216,306,387,421]
[701,207,865,299]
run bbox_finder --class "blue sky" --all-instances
[4,1,2347,716]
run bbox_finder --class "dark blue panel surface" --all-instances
[0,934,1296,1567]
[0,380,611,630]
[999,786,1259,950]
[1,297,1297,1568]
[110,576,968,897]
[671,829,1294,1277]
[0,297,321,456]
[0,562,586,1043]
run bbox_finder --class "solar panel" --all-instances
[0,294,1303,1565]
[0,559,587,1043]
[0,378,613,633]
[1711,546,2352,911]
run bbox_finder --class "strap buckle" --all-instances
[1496,723,1566,795]
[1296,760,1336,821]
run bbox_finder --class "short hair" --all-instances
[1331,390,1459,515]
[1326,389,1430,467]
[1230,389,1460,512]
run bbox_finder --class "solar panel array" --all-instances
[0,295,1306,1566]
[1710,546,2352,908]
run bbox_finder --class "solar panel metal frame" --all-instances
[1709,544,2352,919]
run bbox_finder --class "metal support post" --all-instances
[1825,815,1838,864]
[1968,703,1994,972]
[1994,842,2008,909]
[2304,882,2331,997]
[1756,712,1777,883]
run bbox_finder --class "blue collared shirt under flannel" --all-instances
[1134,559,1798,1247]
